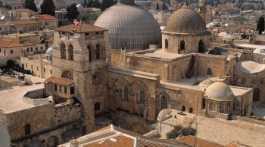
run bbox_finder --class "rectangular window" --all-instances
[95,103,101,111]
[54,84,58,91]
[70,87,75,94]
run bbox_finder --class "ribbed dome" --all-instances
[165,7,206,34]
[205,82,234,101]
[95,3,161,49]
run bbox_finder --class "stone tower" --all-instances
[52,24,109,133]
[198,0,207,22]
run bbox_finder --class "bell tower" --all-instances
[198,0,207,22]
[52,24,109,133]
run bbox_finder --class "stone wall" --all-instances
[162,33,210,54]
[160,82,204,114]
[108,67,160,121]
[7,100,82,147]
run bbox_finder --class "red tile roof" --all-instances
[177,136,224,147]
[38,14,57,21]
[0,38,21,48]
[66,125,190,147]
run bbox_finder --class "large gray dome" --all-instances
[165,6,206,34]
[95,3,161,49]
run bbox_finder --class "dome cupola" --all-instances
[95,3,161,50]
[165,6,206,34]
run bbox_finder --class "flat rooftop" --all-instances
[196,116,265,147]
[0,84,48,114]
[140,49,183,60]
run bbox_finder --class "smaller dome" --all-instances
[165,6,206,34]
[205,82,234,101]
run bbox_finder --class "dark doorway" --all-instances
[198,40,206,53]
[253,88,260,101]
[181,106,186,112]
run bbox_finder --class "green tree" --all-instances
[101,0,115,10]
[87,0,101,8]
[66,3,80,22]
[257,16,265,35]
[41,0,56,16]
[24,0,38,12]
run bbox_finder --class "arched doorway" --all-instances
[181,106,186,112]
[198,40,206,53]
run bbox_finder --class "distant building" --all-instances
[59,124,190,147]
[0,34,46,65]
[0,83,83,147]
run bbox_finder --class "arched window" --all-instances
[165,39,168,49]
[181,106,186,112]
[179,40,185,51]
[68,44,74,60]
[88,45,92,62]
[198,40,206,53]
[139,89,145,104]
[161,95,168,109]
[24,124,31,135]
[60,42,66,59]
[207,68,212,75]
[96,44,100,60]
[123,86,129,101]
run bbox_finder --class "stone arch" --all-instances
[198,40,206,53]
[113,77,130,103]
[131,81,149,117]
[165,39,168,49]
[47,136,59,147]
[179,40,185,52]
[60,42,66,59]
[61,70,73,80]
[68,44,74,60]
